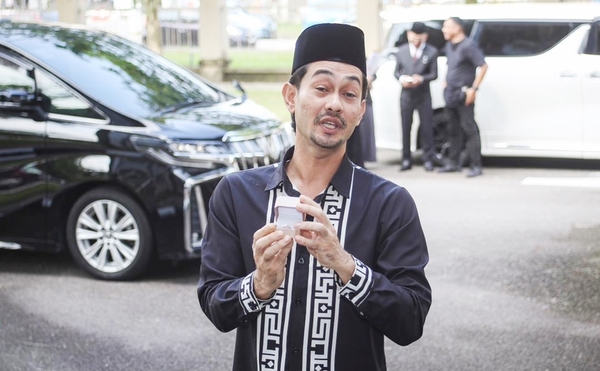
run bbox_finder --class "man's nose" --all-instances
[325,93,342,112]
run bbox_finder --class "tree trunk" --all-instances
[143,0,162,54]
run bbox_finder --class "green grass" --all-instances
[162,21,300,70]
[228,49,293,70]
[276,22,303,39]
[162,21,297,122]
[164,48,292,70]
[245,87,289,122]
[218,82,289,122]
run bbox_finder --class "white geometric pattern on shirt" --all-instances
[339,258,373,307]
[255,179,356,371]
[256,186,294,370]
[240,273,260,313]
[304,185,348,371]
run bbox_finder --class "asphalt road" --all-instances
[1,154,599,371]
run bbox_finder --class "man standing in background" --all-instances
[394,22,439,172]
[438,16,488,177]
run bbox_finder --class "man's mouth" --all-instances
[321,120,339,130]
[316,114,345,132]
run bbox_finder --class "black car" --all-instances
[0,21,294,280]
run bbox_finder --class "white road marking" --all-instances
[521,173,600,188]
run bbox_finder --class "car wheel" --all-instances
[432,110,451,165]
[66,187,153,280]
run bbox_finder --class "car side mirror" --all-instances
[231,79,247,103]
[0,88,49,121]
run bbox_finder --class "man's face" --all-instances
[283,61,365,152]
[407,30,427,48]
[442,19,460,41]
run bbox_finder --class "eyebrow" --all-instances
[312,68,361,86]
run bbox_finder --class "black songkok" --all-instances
[410,22,427,34]
[292,23,366,76]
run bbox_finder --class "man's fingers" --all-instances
[258,233,292,262]
[253,223,277,243]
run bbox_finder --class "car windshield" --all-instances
[1,23,223,118]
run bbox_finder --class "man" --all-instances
[394,22,439,172]
[438,17,488,177]
[197,23,431,371]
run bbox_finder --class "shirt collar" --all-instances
[265,146,354,198]
[409,43,426,56]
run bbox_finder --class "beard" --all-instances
[309,112,348,149]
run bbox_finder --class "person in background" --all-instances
[197,23,431,371]
[360,53,380,166]
[394,22,439,172]
[345,116,365,167]
[438,16,488,177]
[347,52,380,168]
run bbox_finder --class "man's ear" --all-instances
[282,82,297,114]
[359,99,367,122]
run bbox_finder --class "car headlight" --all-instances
[130,136,238,170]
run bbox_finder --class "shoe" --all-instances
[399,160,412,171]
[423,161,434,172]
[437,164,460,173]
[466,166,483,177]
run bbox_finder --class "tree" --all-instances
[142,0,162,54]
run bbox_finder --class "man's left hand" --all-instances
[293,195,355,284]
[465,88,477,106]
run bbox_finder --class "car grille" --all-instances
[224,126,295,170]
[189,177,220,250]
[184,125,295,253]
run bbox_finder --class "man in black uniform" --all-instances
[438,17,488,177]
[394,22,439,172]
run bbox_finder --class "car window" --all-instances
[388,20,475,57]
[583,21,600,55]
[472,21,582,56]
[0,57,35,99]
[0,55,105,122]
[2,24,223,119]
[33,68,107,122]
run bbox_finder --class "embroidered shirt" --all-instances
[198,147,431,371]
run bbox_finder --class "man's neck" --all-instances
[286,145,344,199]
[451,33,466,44]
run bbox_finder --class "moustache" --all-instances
[314,112,347,129]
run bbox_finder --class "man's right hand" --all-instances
[252,223,293,300]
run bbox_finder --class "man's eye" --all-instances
[345,92,358,98]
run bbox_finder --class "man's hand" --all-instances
[293,195,355,284]
[252,223,293,300]
[465,88,477,106]
[411,74,424,86]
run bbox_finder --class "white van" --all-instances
[370,3,600,161]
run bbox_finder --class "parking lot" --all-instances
[1,154,599,371]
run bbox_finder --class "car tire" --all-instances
[66,187,153,280]
[432,110,451,165]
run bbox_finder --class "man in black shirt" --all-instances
[439,17,488,177]
[198,23,431,371]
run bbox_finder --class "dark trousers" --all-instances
[400,92,434,162]
[445,103,482,168]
